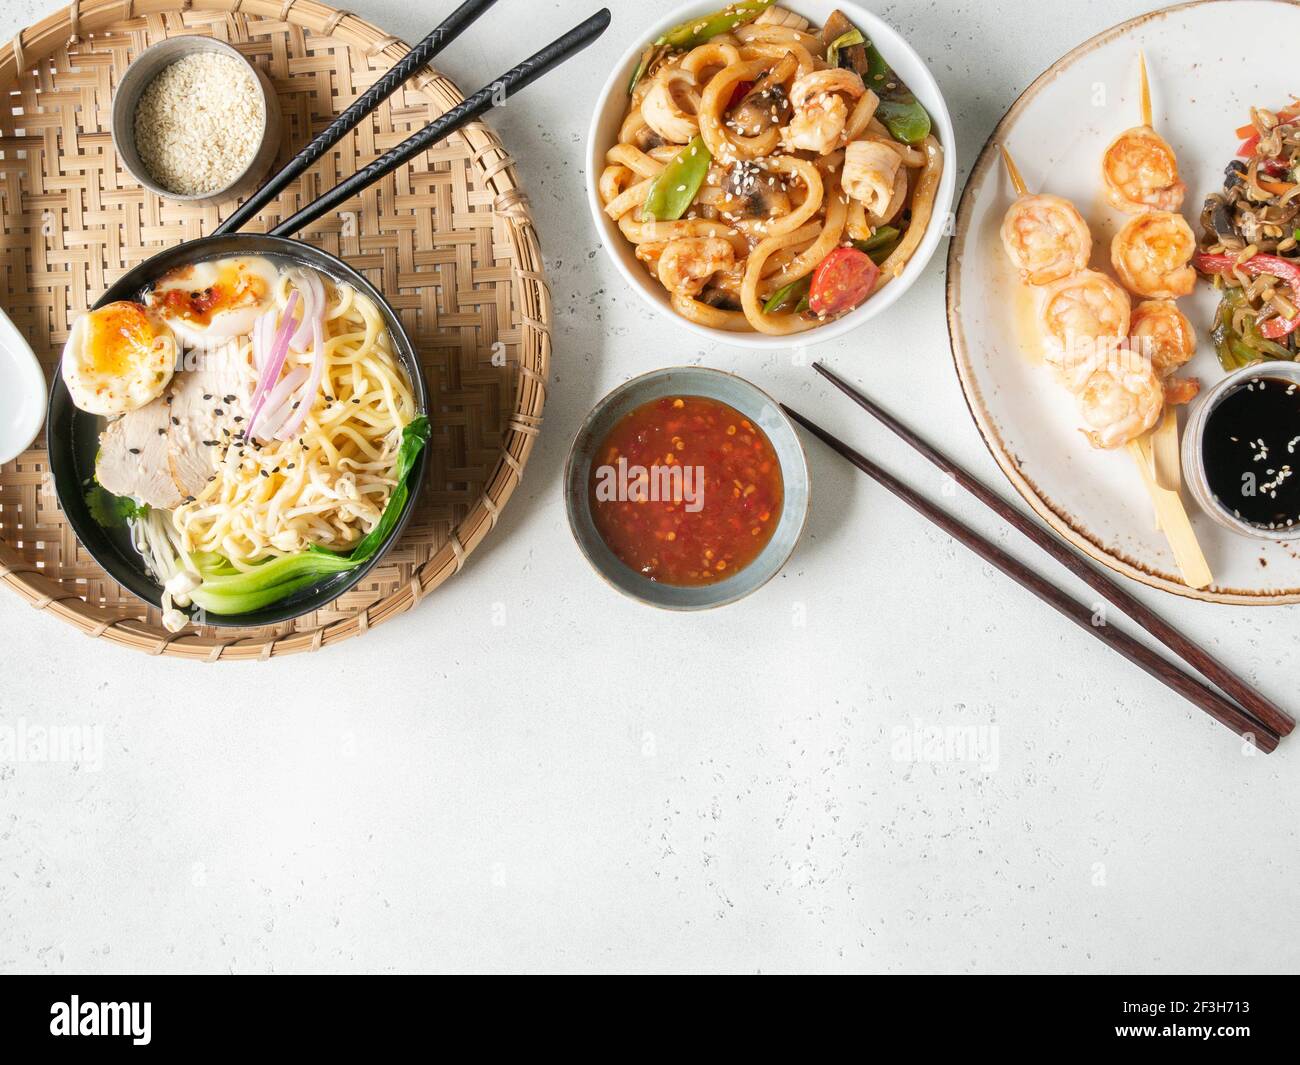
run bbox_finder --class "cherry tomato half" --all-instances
[808,247,879,317]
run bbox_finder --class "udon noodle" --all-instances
[601,4,943,335]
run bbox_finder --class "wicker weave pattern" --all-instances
[0,0,549,659]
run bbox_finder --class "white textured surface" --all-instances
[1,0,1298,975]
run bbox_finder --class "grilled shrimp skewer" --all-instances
[1111,210,1197,298]
[1106,55,1200,510]
[1101,55,1186,214]
[1039,270,1131,388]
[1106,57,1196,310]
[999,148,1092,285]
[999,145,1211,589]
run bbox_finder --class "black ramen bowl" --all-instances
[46,233,429,629]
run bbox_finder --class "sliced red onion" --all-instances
[289,269,326,352]
[255,366,309,439]
[245,289,300,439]
[254,306,277,372]
[276,317,325,441]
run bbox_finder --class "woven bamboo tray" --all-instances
[0,0,550,660]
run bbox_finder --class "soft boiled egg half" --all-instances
[146,256,279,349]
[61,301,177,415]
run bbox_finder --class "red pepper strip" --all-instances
[1195,253,1300,338]
[1236,122,1257,139]
[1260,315,1300,339]
[1239,132,1260,157]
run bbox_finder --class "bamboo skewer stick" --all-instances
[1138,52,1185,495]
[1139,49,1153,128]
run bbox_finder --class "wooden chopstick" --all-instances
[811,362,1293,740]
[269,9,612,238]
[782,398,1281,753]
[216,0,500,236]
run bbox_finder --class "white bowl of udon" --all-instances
[587,0,955,347]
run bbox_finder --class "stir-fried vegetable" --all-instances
[861,40,931,144]
[1208,287,1294,370]
[186,416,431,615]
[1195,252,1300,339]
[642,137,712,221]
[853,225,901,265]
[628,0,778,93]
[825,26,865,67]
[762,275,812,314]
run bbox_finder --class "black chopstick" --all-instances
[781,401,1281,753]
[268,9,612,238]
[812,361,1295,741]
[216,0,500,236]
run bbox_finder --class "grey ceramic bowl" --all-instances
[564,367,810,610]
[110,35,282,205]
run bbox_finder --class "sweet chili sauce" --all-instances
[1202,375,1300,530]
[588,395,784,586]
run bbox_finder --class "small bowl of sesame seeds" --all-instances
[111,35,282,205]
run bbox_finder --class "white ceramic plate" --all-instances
[588,0,957,349]
[0,305,45,465]
[948,0,1300,604]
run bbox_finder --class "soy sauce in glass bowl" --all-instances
[1183,361,1300,540]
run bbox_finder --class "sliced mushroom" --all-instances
[727,53,797,136]
[632,124,664,152]
[698,284,742,312]
[821,9,869,76]
[1203,196,1238,245]
[720,160,792,220]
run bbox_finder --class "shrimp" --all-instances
[1075,351,1164,449]
[1128,299,1196,377]
[1000,193,1092,285]
[656,237,735,296]
[1039,270,1132,385]
[1163,376,1200,406]
[1109,211,1195,299]
[1101,125,1185,214]
[782,68,864,155]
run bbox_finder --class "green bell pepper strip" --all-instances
[187,416,431,615]
[1208,288,1292,371]
[860,40,931,145]
[642,137,712,221]
[853,225,901,265]
[762,274,812,315]
[875,100,932,146]
[629,0,778,93]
